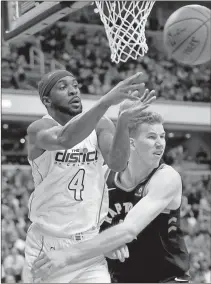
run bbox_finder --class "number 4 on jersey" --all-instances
[68,169,85,201]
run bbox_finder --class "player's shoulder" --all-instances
[96,115,115,131]
[158,164,182,185]
[100,115,112,123]
[27,117,58,135]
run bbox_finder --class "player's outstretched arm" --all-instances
[28,72,146,152]
[123,166,181,236]
[67,167,181,258]
[31,222,134,282]
[96,89,156,171]
[31,168,181,282]
[27,98,111,152]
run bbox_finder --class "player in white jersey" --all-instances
[32,105,189,284]
[23,69,156,283]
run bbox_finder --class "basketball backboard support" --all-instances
[2,1,88,44]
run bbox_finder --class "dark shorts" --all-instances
[111,272,191,283]
[160,273,191,283]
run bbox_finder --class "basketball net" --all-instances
[95,1,155,64]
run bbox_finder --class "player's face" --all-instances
[49,76,82,116]
[132,123,166,168]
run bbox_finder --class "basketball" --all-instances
[163,5,211,65]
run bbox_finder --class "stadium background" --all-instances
[1,1,211,283]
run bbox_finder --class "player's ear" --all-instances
[130,138,136,150]
[42,96,51,108]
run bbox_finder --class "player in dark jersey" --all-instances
[99,106,190,283]
[32,103,190,283]
[101,164,190,283]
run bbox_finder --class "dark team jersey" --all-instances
[101,164,190,283]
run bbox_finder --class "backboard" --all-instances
[2,1,88,43]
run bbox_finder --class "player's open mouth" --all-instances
[69,97,81,105]
[71,102,81,108]
[153,152,162,156]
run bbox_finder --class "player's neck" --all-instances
[48,109,74,126]
[121,158,155,189]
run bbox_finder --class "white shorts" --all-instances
[23,223,111,283]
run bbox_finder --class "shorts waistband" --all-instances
[33,223,99,241]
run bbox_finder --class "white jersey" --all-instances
[28,115,109,237]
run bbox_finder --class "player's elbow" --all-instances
[107,158,127,173]
[57,136,73,149]
[109,164,126,173]
[57,128,80,149]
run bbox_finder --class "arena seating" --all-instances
[2,22,210,102]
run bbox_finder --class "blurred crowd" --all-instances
[181,174,211,283]
[1,163,211,283]
[164,144,211,171]
[2,167,33,283]
[2,22,211,102]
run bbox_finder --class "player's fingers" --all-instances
[124,83,145,93]
[139,88,149,101]
[130,90,139,97]
[125,246,130,258]
[34,262,51,279]
[143,95,156,105]
[120,245,129,259]
[117,249,125,262]
[33,256,49,270]
[32,262,50,279]
[133,104,151,114]
[136,94,156,108]
[122,72,143,85]
[140,88,150,101]
[119,246,126,259]
[126,95,140,102]
[116,249,122,262]
[125,89,146,102]
[133,98,151,110]
[143,90,156,103]
[124,245,129,258]
[40,265,52,282]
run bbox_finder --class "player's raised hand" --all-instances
[105,245,129,262]
[102,72,147,106]
[118,89,156,127]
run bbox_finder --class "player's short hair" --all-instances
[128,111,164,138]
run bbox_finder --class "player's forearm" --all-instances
[107,113,130,172]
[124,197,166,236]
[66,223,134,265]
[57,97,110,148]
